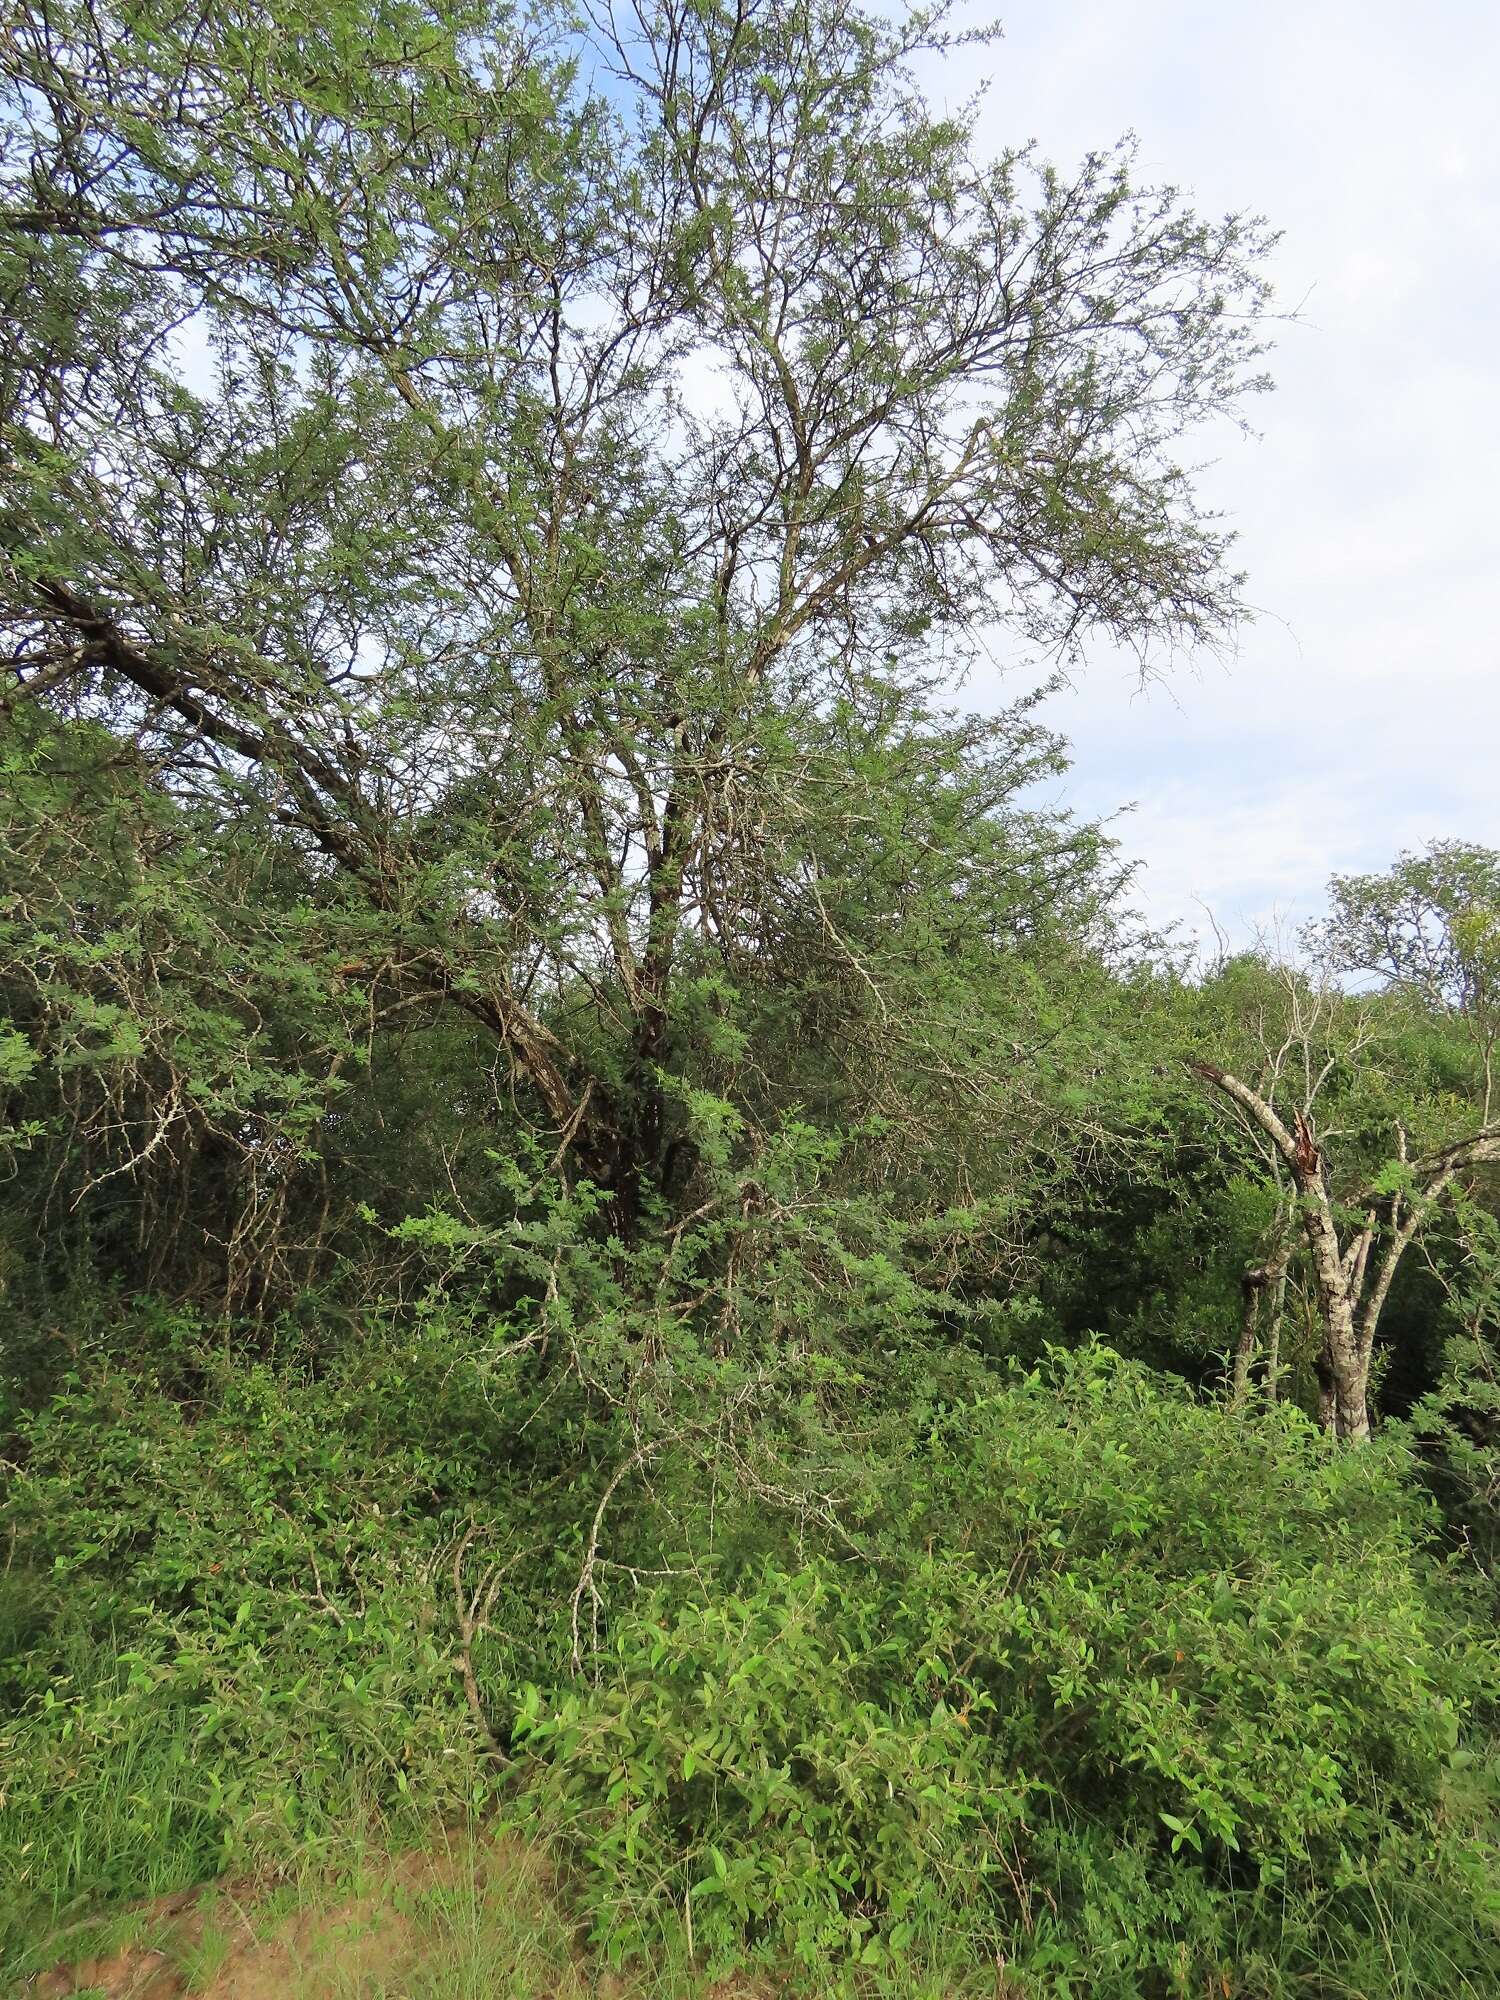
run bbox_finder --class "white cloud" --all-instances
[936,0,1500,946]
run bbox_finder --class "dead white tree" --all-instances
[1195,1056,1500,1443]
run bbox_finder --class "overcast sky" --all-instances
[928,0,1500,951]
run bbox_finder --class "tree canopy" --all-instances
[3,0,1274,1232]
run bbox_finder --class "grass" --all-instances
[10,1816,779,1999]
[10,1808,1027,1998]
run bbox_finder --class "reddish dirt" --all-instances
[25,1842,560,2000]
[22,1841,786,2000]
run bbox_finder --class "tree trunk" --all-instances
[1230,1277,1261,1411]
[1294,1159,1371,1442]
[1314,1346,1337,1433]
[1264,1255,1288,1402]
[1191,1067,1377,1437]
[1232,1234,1293,1411]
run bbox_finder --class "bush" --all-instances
[0,1304,579,1963]
[510,1349,1500,1997]
[5,1320,1498,1998]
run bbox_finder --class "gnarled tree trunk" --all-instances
[1193,1062,1500,1442]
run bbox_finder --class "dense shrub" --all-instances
[5,1318,1498,1997]
[511,1350,1500,1996]
[0,1305,577,1961]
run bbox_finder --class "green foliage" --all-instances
[1395,1185,1500,1576]
[2,0,1275,1261]
[1315,841,1500,1017]
[3,0,1500,1991]
[509,1350,1500,1996]
[7,1306,1499,1998]
[0,1303,576,1961]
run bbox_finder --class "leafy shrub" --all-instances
[0,1303,582,1962]
[6,1312,1499,1999]
[510,1349,1500,1997]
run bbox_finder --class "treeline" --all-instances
[7,706,1498,1472]
[3,0,1498,1992]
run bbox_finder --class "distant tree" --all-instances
[1311,841,1500,1120]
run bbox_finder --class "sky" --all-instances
[926,0,1500,952]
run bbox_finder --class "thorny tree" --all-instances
[2,0,1276,1247]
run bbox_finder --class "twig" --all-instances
[451,1527,516,1766]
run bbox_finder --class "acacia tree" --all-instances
[2,0,1275,1246]
[1312,842,1500,1122]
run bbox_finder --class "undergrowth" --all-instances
[4,1310,1499,1998]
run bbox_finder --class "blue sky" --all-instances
[930,0,1500,950]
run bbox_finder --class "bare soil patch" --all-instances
[23,1836,602,2000]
